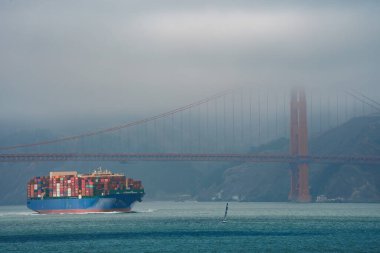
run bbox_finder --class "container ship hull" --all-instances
[27,193,144,214]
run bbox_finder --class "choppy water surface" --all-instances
[0,202,379,252]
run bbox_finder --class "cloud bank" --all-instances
[0,0,379,125]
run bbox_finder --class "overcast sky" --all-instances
[0,0,379,127]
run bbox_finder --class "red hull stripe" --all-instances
[37,208,131,214]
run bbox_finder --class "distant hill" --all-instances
[309,114,380,202]
[1,115,380,205]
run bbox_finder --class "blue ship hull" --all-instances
[27,193,144,214]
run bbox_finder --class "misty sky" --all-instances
[1,0,380,127]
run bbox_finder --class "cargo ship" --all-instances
[27,168,144,214]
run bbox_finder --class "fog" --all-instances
[1,1,380,208]
[1,0,379,129]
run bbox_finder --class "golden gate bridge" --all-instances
[1,87,380,202]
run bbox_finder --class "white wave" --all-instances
[135,208,156,213]
[0,211,37,216]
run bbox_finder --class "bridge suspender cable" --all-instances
[0,89,237,151]
[351,89,380,110]
[346,91,380,112]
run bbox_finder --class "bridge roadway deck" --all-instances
[0,153,380,164]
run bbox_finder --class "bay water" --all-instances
[0,202,379,252]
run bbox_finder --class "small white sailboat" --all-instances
[222,202,228,223]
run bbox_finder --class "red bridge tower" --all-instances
[289,87,311,202]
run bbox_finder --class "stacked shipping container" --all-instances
[27,176,49,199]
[27,170,143,199]
[49,176,80,197]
